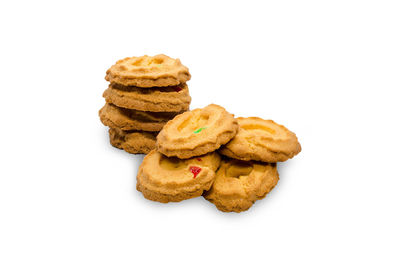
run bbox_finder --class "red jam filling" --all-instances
[189,166,202,178]
[172,86,182,92]
[196,158,202,161]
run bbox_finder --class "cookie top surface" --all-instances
[204,158,279,212]
[156,104,238,159]
[103,83,191,112]
[219,117,301,162]
[137,150,221,195]
[105,54,191,87]
[99,103,179,131]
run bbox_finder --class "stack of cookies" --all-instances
[99,55,192,154]
[136,104,301,212]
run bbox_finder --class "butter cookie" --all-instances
[156,104,238,159]
[105,54,190,87]
[103,83,191,112]
[137,150,221,203]
[219,117,301,162]
[99,103,179,132]
[204,158,279,212]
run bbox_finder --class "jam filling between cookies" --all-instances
[172,86,182,92]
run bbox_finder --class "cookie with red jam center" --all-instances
[137,150,221,203]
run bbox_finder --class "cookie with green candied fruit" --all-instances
[156,104,238,159]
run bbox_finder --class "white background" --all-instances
[0,0,399,266]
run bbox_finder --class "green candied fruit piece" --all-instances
[193,127,207,134]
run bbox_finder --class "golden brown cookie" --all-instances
[137,150,221,203]
[219,117,301,162]
[203,158,279,212]
[108,128,157,154]
[99,103,180,132]
[103,83,191,112]
[156,104,239,159]
[105,54,191,87]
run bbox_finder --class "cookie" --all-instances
[105,54,191,87]
[108,128,157,154]
[219,117,301,162]
[99,103,180,132]
[103,83,191,112]
[136,150,221,203]
[203,158,279,212]
[156,104,239,159]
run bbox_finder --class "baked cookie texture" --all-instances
[100,54,192,155]
[99,103,179,132]
[109,128,156,154]
[105,54,191,87]
[156,104,239,159]
[103,83,191,112]
[219,117,301,162]
[203,158,279,212]
[137,150,221,203]
[99,54,302,213]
